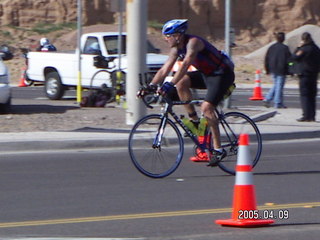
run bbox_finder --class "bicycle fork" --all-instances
[152,116,168,151]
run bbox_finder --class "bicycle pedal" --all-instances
[207,149,227,167]
[207,159,220,167]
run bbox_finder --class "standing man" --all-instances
[150,19,235,165]
[264,32,291,108]
[293,32,320,122]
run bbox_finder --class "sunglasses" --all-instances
[164,34,173,39]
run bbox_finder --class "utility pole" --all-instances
[111,0,126,104]
[225,0,232,57]
[76,0,82,103]
[224,0,234,109]
[126,0,147,125]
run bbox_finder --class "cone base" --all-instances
[249,86,263,101]
[216,218,274,227]
[18,78,27,87]
[18,83,27,87]
[249,97,264,101]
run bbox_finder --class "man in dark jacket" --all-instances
[264,32,291,108]
[293,32,320,122]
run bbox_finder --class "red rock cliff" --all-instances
[0,0,320,46]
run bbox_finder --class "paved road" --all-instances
[0,139,319,239]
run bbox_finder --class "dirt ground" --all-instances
[1,97,129,132]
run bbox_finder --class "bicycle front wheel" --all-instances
[128,114,184,178]
[218,112,262,175]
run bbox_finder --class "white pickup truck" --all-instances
[26,32,168,100]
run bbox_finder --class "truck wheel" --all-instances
[45,72,65,100]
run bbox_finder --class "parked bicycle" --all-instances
[128,81,262,178]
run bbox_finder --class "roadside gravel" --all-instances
[1,97,129,133]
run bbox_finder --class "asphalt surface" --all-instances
[1,84,320,240]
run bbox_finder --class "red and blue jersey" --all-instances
[178,34,228,75]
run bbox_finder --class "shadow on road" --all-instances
[10,104,79,114]
[72,127,131,133]
[270,222,320,227]
[255,170,320,176]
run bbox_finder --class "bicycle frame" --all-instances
[154,98,210,153]
[216,111,239,149]
[154,95,242,155]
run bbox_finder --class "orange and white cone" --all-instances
[18,67,28,87]
[249,69,264,101]
[215,134,274,227]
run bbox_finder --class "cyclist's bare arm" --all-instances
[151,36,204,86]
[170,37,205,85]
[151,48,179,85]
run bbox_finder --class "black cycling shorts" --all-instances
[187,69,235,105]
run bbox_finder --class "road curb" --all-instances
[0,110,316,153]
[3,130,319,153]
[0,139,128,152]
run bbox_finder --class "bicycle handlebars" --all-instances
[137,87,157,109]
[137,73,204,109]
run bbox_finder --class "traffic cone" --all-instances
[215,134,274,227]
[249,69,264,100]
[18,67,28,87]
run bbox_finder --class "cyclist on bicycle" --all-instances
[149,19,235,166]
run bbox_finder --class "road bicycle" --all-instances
[128,84,262,178]
[86,69,125,104]
[90,56,156,104]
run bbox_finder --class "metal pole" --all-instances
[126,0,147,125]
[118,0,123,70]
[225,0,231,56]
[76,0,82,103]
[224,0,232,109]
[116,0,124,104]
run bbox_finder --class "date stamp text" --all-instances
[238,209,289,220]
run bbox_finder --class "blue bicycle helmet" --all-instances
[162,19,188,35]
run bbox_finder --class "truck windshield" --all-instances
[103,36,160,55]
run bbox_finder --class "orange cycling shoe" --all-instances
[190,148,210,162]
[190,135,211,162]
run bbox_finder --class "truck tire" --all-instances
[45,71,65,100]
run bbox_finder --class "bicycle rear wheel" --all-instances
[218,112,262,175]
[128,114,184,178]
